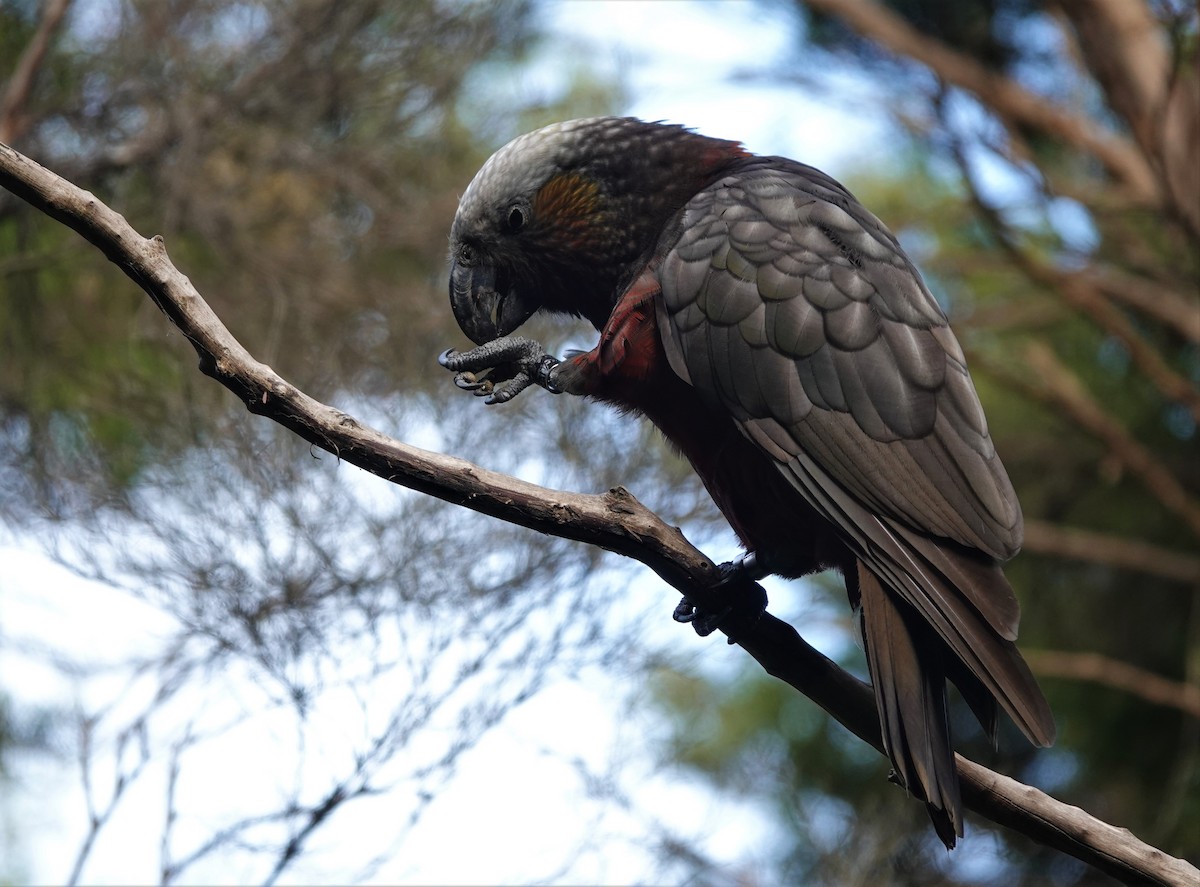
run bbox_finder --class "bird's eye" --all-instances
[506,205,526,233]
[457,242,478,266]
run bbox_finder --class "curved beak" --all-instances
[448,258,537,344]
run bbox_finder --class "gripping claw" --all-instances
[673,553,769,643]
[453,371,490,392]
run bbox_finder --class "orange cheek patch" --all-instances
[533,173,601,239]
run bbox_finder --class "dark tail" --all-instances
[854,551,1056,848]
[857,562,962,847]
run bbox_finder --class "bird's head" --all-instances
[447,117,747,343]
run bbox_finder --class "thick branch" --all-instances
[1053,0,1167,155]
[2,142,1197,887]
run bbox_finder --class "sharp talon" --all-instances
[672,596,727,636]
[672,598,696,623]
[483,385,508,404]
[454,372,487,391]
[485,372,533,404]
[438,348,458,368]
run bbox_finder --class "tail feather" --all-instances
[779,455,1055,748]
[776,452,1055,845]
[890,522,1056,749]
[857,562,962,848]
[944,653,1000,748]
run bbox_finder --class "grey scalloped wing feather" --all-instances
[655,162,1027,642]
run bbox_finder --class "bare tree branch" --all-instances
[972,333,1200,552]
[1023,520,1200,586]
[1026,649,1200,718]
[1085,267,1200,347]
[1055,0,1200,240]
[802,0,1162,205]
[3,141,1198,887]
[0,0,73,144]
[1037,266,1200,426]
[68,711,151,887]
[1021,341,1200,541]
[1053,0,1168,153]
[949,125,1200,427]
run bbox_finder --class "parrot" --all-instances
[438,116,1055,847]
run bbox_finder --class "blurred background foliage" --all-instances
[1,0,1197,884]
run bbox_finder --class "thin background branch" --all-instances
[800,0,1161,204]
[1022,520,1200,586]
[1026,650,1200,719]
[0,0,72,144]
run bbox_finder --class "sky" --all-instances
[0,2,901,884]
[539,0,891,168]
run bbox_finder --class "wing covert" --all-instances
[656,162,1022,562]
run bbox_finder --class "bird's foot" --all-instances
[438,336,561,404]
[673,552,769,643]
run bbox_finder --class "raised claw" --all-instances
[438,338,537,373]
[438,337,562,404]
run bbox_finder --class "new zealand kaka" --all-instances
[438,117,1054,846]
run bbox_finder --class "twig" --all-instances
[1021,263,1200,426]
[67,712,151,886]
[1086,267,1200,347]
[3,141,1198,887]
